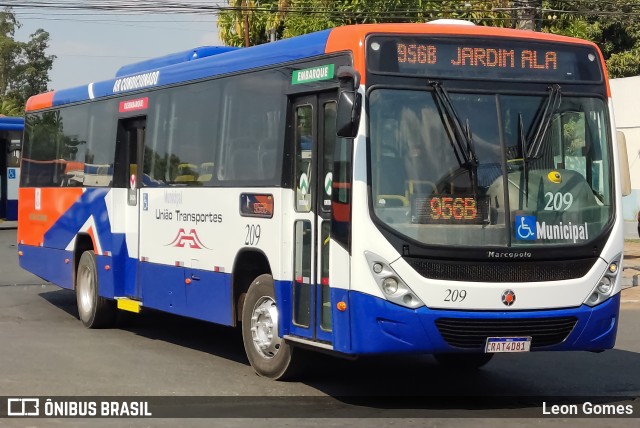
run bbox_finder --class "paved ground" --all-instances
[622,240,640,303]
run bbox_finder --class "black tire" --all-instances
[433,353,494,369]
[241,274,301,380]
[75,251,116,328]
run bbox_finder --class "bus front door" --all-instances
[291,93,337,344]
[114,117,146,300]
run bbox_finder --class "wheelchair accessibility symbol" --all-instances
[515,215,537,241]
[8,168,16,179]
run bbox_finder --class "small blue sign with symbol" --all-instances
[143,193,148,211]
[8,168,16,179]
[515,215,537,240]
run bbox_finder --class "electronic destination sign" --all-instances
[367,36,603,82]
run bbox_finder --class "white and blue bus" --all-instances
[18,22,630,379]
[0,116,24,221]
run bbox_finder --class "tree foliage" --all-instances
[217,1,512,47]
[217,1,640,77]
[0,7,55,114]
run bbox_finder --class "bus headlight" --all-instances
[382,277,399,295]
[365,251,424,309]
[584,256,621,307]
[596,277,612,295]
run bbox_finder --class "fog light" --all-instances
[403,295,414,306]
[588,292,599,304]
[373,263,383,274]
[382,277,399,295]
[597,277,612,294]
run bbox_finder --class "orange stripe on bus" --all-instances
[25,92,55,112]
[325,24,609,94]
[18,188,85,246]
[87,226,97,253]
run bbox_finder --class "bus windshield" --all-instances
[369,88,612,247]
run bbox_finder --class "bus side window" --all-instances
[295,105,313,212]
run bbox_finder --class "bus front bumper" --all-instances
[333,290,620,355]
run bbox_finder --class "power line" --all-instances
[3,0,640,18]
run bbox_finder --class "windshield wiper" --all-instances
[526,84,562,161]
[429,81,478,169]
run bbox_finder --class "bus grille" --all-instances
[434,317,578,349]
[403,258,596,282]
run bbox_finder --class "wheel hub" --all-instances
[250,296,282,359]
[77,265,94,316]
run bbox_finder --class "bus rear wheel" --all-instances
[241,274,300,380]
[433,353,494,369]
[76,251,116,328]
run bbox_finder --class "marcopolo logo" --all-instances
[501,289,516,306]
[487,251,532,259]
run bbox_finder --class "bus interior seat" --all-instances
[175,163,199,183]
[198,162,214,182]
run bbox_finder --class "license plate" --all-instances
[485,337,532,353]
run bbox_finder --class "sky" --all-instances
[12,3,224,91]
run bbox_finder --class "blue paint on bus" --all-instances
[139,263,233,325]
[1,116,23,221]
[0,117,24,131]
[51,30,332,107]
[115,46,240,77]
[342,291,619,355]
[18,245,74,290]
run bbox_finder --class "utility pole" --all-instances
[514,0,542,31]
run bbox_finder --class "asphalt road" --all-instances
[0,228,638,427]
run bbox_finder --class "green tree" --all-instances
[541,1,640,77]
[218,0,282,47]
[217,0,512,46]
[0,98,21,116]
[217,0,640,77]
[0,7,55,113]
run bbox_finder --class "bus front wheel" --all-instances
[433,353,494,369]
[241,274,300,380]
[76,251,116,328]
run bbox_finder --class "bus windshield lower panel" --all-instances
[368,89,612,248]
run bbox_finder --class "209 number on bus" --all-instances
[444,289,467,302]
[245,224,261,246]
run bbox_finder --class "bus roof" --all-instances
[0,116,24,131]
[115,46,240,77]
[26,23,606,113]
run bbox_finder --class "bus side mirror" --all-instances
[336,66,362,138]
[336,91,362,138]
[617,130,632,196]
